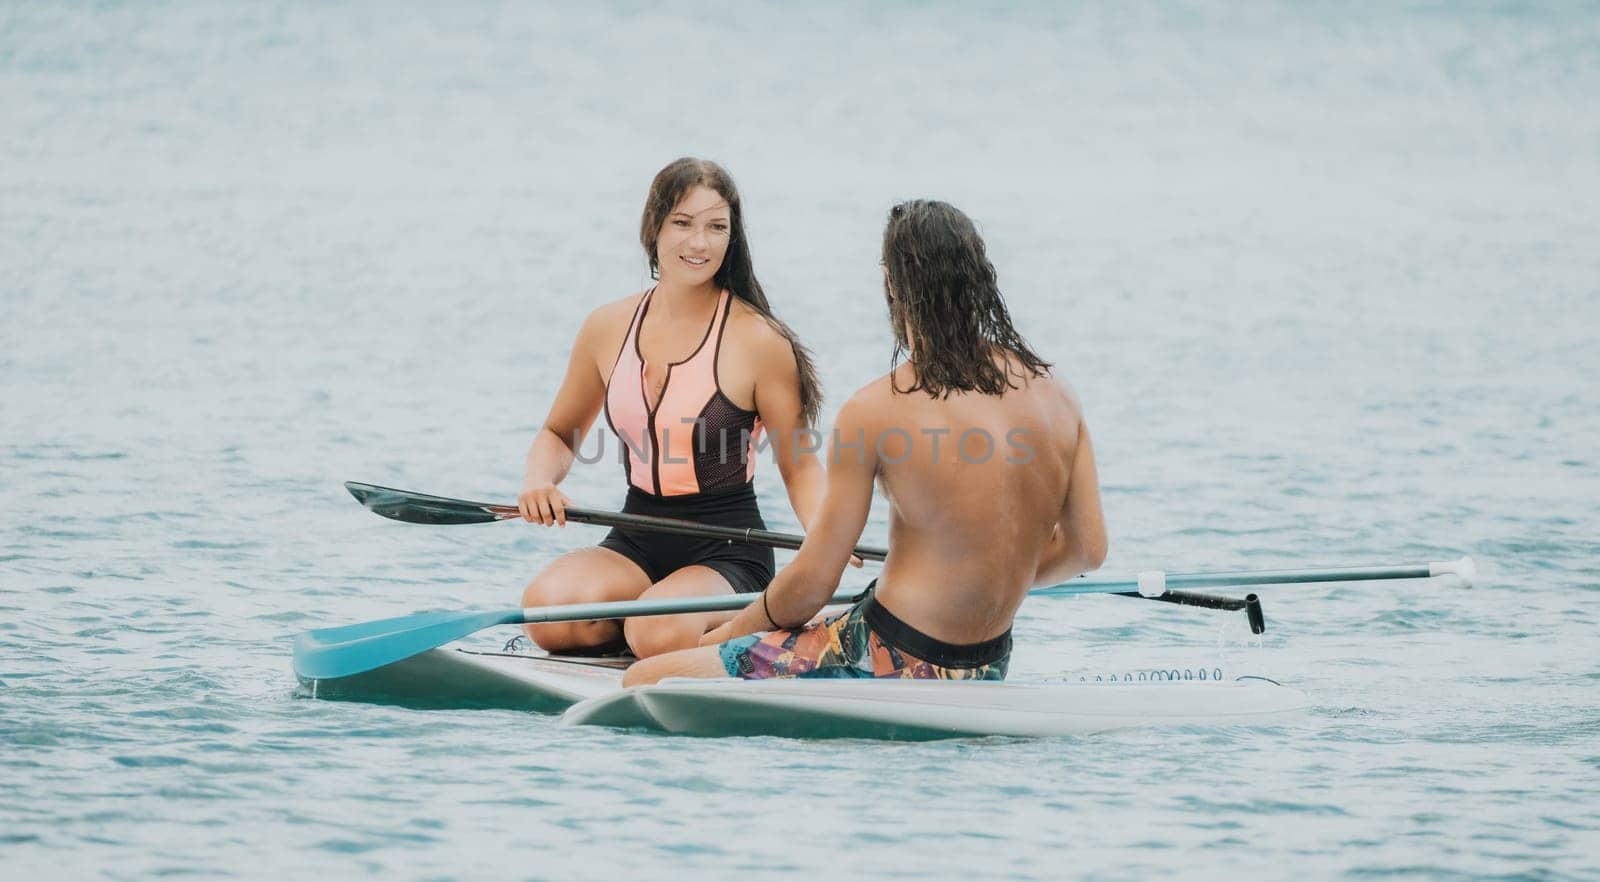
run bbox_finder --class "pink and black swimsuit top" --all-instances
[603,288,764,497]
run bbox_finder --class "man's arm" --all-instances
[702,388,881,643]
[1033,420,1108,585]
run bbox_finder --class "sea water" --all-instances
[2,2,1597,879]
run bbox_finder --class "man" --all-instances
[623,199,1105,687]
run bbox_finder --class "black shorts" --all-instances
[598,483,775,595]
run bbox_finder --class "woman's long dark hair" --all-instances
[639,158,821,425]
[881,199,1051,397]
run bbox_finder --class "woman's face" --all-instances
[656,185,731,287]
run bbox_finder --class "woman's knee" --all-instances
[520,577,619,651]
[521,575,591,608]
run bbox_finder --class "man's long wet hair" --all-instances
[881,200,1051,397]
[639,158,821,425]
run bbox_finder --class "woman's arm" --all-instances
[518,306,617,525]
[749,327,828,532]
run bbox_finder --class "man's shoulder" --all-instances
[849,371,899,404]
[1009,363,1075,407]
[1043,371,1083,411]
[833,373,900,428]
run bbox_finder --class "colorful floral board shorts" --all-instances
[718,587,1010,681]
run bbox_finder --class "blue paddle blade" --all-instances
[293,607,524,680]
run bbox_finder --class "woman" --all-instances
[516,158,829,659]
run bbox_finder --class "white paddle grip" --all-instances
[1136,570,1167,598]
[1429,556,1476,587]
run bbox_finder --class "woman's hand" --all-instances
[848,554,864,568]
[518,483,572,526]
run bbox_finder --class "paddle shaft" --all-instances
[515,558,1470,625]
[453,504,1246,611]
[345,480,890,558]
[293,556,1471,679]
[343,481,1246,611]
[514,588,1253,623]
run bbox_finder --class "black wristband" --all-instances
[759,592,783,630]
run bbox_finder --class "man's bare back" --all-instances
[863,357,1102,645]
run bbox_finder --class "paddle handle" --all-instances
[1091,557,1475,595]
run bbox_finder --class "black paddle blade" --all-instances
[344,481,515,525]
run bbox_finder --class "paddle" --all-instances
[292,557,1475,680]
[344,480,890,557]
[342,481,1244,612]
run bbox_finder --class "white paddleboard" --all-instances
[297,646,626,711]
[559,675,1308,740]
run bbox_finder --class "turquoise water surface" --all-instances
[3,3,1598,880]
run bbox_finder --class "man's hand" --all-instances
[699,620,740,647]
